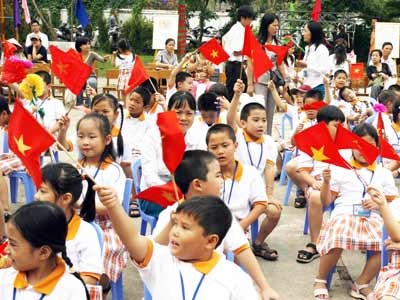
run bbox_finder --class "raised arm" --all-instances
[268,81,287,112]
[167,52,192,89]
[227,79,245,132]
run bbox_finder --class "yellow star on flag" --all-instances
[311,146,329,161]
[14,135,31,156]
[354,69,360,73]
[210,49,219,58]
[161,191,176,203]
[56,63,69,74]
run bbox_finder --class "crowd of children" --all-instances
[1,4,400,300]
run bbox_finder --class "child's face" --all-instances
[304,97,318,120]
[6,222,41,271]
[77,119,111,161]
[240,109,267,139]
[35,182,70,213]
[197,160,223,197]
[178,77,193,92]
[200,110,218,126]
[92,100,118,126]
[342,88,357,102]
[352,134,377,165]
[171,102,195,134]
[207,132,237,169]
[334,73,347,89]
[127,92,144,118]
[169,212,215,261]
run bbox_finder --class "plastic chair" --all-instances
[281,113,293,140]
[279,149,294,186]
[132,160,142,195]
[381,227,389,267]
[90,221,104,251]
[303,203,334,235]
[282,177,294,206]
[250,219,259,244]
[9,171,36,204]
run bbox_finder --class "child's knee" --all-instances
[308,191,322,208]
[265,204,282,220]
[286,159,297,176]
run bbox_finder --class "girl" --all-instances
[111,39,134,104]
[328,41,349,76]
[313,123,398,300]
[367,49,392,100]
[282,35,297,89]
[0,201,89,299]
[297,21,330,97]
[35,162,103,299]
[367,186,400,300]
[186,50,216,99]
[155,38,178,69]
[76,113,127,286]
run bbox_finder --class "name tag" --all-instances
[353,204,371,217]
[303,70,308,78]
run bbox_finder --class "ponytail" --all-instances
[79,175,96,223]
[116,103,124,158]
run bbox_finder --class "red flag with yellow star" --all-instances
[294,122,351,169]
[265,45,289,65]
[198,38,229,65]
[137,181,184,208]
[350,63,364,80]
[335,125,380,165]
[125,55,149,95]
[8,100,55,187]
[49,45,92,95]
[376,112,400,161]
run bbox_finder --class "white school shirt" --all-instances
[66,213,103,276]
[386,122,400,149]
[153,202,250,255]
[329,161,397,218]
[146,102,165,125]
[303,44,330,88]
[290,115,318,137]
[222,161,268,220]
[328,54,350,75]
[121,113,150,162]
[285,104,301,125]
[24,97,65,130]
[330,99,353,117]
[235,129,278,175]
[222,21,246,62]
[135,240,258,300]
[0,261,87,299]
[111,125,132,164]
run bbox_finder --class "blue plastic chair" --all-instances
[279,149,294,186]
[281,113,293,140]
[9,171,36,204]
[381,227,389,267]
[303,203,334,235]
[90,221,104,251]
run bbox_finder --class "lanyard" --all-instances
[13,288,45,300]
[246,142,263,169]
[391,124,400,145]
[353,169,375,198]
[179,271,205,300]
[83,159,103,179]
[222,162,238,205]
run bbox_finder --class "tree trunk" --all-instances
[30,0,56,39]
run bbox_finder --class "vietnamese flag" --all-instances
[198,38,229,65]
[49,45,92,95]
[242,25,273,82]
[137,181,184,208]
[8,100,56,187]
[335,125,380,165]
[294,122,351,169]
[311,0,322,21]
[125,56,149,94]
[377,113,400,161]
[350,63,364,80]
[265,45,289,65]
[157,111,186,174]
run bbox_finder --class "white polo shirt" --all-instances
[121,113,150,162]
[303,44,330,88]
[222,22,246,62]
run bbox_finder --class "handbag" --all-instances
[270,69,285,87]
[368,75,384,88]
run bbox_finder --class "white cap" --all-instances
[7,38,22,48]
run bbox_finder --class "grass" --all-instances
[95,53,154,77]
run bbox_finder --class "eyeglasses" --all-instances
[31,38,39,41]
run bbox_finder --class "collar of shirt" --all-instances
[126,112,145,121]
[192,251,220,274]
[66,212,81,241]
[392,122,400,133]
[242,129,264,144]
[350,158,377,171]
[223,160,244,181]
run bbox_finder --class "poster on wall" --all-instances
[152,15,179,50]
[375,22,400,58]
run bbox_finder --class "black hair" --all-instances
[393,100,400,123]
[284,51,295,67]
[240,102,266,121]
[175,71,193,89]
[9,202,89,299]
[175,196,232,248]
[165,38,175,46]
[208,83,229,99]
[334,69,348,79]
[306,21,324,49]
[174,150,217,194]
[206,123,236,145]
[31,19,39,25]
[371,49,382,57]
[41,163,96,223]
[35,70,51,85]
[389,84,400,93]
[0,96,10,114]
[338,86,352,101]
[75,37,90,52]
[198,92,218,112]
[168,91,196,111]
[91,93,124,158]
[378,90,398,105]
[304,89,323,101]
[258,13,279,45]
[117,38,132,52]
[333,43,347,66]
[352,123,379,146]
[237,5,255,22]
[382,42,393,49]
[140,77,159,95]
[76,113,116,162]
[130,86,151,106]
[316,105,345,124]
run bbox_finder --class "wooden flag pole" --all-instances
[239,55,244,80]
[171,174,181,203]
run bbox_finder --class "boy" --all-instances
[140,77,167,124]
[153,150,281,300]
[95,185,259,299]
[166,52,194,102]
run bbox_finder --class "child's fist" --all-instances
[93,185,119,209]
[233,79,245,94]
[366,185,386,207]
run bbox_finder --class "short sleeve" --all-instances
[265,136,278,164]
[248,166,268,204]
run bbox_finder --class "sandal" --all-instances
[294,192,306,208]
[314,279,329,300]
[129,199,141,218]
[350,282,374,300]
[252,242,278,261]
[297,243,320,263]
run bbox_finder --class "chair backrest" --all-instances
[381,226,389,267]
[90,221,104,252]
[281,113,293,140]
[105,69,120,85]
[122,178,133,213]
[3,131,8,153]
[132,160,142,194]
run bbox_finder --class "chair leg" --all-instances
[279,150,292,186]
[24,175,36,204]
[326,266,336,290]
[140,219,148,236]
[250,219,259,244]
[9,176,19,204]
[283,178,293,206]
[303,203,309,235]
[111,274,124,300]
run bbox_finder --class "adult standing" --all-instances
[25,19,49,50]
[381,42,398,88]
[297,21,329,97]
[222,5,255,101]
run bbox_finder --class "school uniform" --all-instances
[153,201,250,257]
[235,128,278,176]
[330,99,353,117]
[146,102,165,125]
[134,239,258,300]
[221,160,268,221]
[66,213,103,299]
[291,114,318,135]
[80,157,127,282]
[23,97,65,130]
[0,257,87,299]
[110,125,132,165]
[317,160,397,256]
[386,122,400,149]
[115,53,134,91]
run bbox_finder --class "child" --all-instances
[95,184,259,299]
[206,123,281,261]
[36,162,103,299]
[140,78,167,124]
[367,186,400,300]
[338,86,372,126]
[166,52,193,103]
[314,123,397,300]
[152,150,281,300]
[0,97,12,212]
[0,201,88,299]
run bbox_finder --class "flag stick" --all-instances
[171,174,181,202]
[239,55,244,80]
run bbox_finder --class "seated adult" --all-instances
[25,34,48,64]
[367,49,391,99]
